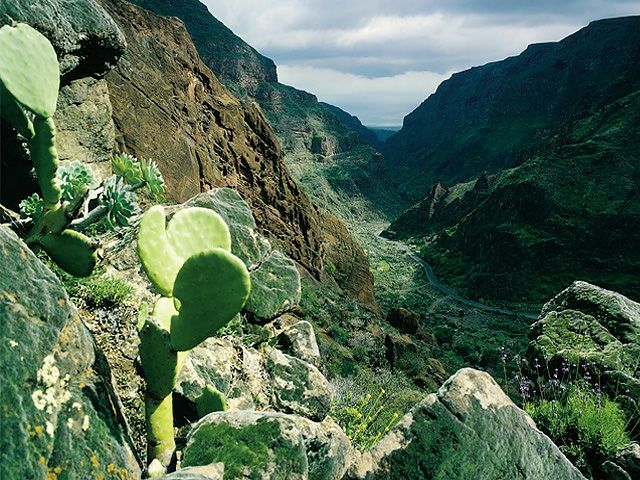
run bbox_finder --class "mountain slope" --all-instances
[385,88,640,303]
[385,16,640,206]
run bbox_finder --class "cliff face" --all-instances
[100,0,323,276]
[385,16,640,206]
[128,0,398,218]
[99,0,377,307]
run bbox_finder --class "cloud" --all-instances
[202,0,640,124]
[277,66,451,126]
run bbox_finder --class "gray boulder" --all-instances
[0,227,141,479]
[347,368,585,480]
[181,410,351,480]
[0,0,125,80]
[179,188,302,321]
[276,318,322,366]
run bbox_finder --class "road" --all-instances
[379,235,540,319]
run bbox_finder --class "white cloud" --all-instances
[202,0,640,124]
[278,65,451,126]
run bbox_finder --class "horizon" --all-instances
[202,1,640,126]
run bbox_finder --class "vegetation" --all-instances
[330,368,423,451]
[55,267,133,308]
[135,205,251,473]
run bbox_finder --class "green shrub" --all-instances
[525,381,630,474]
[52,264,133,308]
[330,368,423,451]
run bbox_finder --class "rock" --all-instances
[528,282,640,423]
[0,0,125,80]
[182,411,308,480]
[617,444,640,477]
[277,320,321,366]
[267,348,332,421]
[295,416,352,480]
[0,227,141,479]
[159,465,224,480]
[54,77,116,180]
[181,411,351,480]
[386,307,420,334]
[384,332,418,368]
[176,336,331,421]
[245,249,301,320]
[179,188,302,321]
[540,281,640,344]
[347,368,585,479]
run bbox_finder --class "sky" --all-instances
[202,1,640,126]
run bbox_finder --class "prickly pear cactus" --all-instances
[0,23,59,118]
[136,206,250,473]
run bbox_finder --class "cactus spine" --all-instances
[0,23,96,276]
[137,206,250,473]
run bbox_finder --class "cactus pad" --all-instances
[170,249,251,351]
[137,206,232,296]
[39,229,96,277]
[0,23,60,118]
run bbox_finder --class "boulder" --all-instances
[528,281,640,423]
[267,348,332,421]
[176,336,331,421]
[181,411,351,480]
[182,411,308,480]
[0,0,125,80]
[384,332,418,367]
[179,189,301,321]
[0,227,141,479]
[347,368,585,479]
[158,465,224,480]
[277,319,322,366]
[386,307,420,334]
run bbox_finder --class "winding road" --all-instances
[379,235,540,319]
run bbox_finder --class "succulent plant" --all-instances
[58,160,97,202]
[101,176,141,229]
[136,206,250,471]
[111,153,166,202]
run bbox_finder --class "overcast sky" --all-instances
[202,1,640,126]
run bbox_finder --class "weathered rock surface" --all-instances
[100,0,326,278]
[0,0,125,81]
[0,227,141,479]
[276,319,321,366]
[181,411,351,480]
[528,281,640,435]
[159,465,224,480]
[176,331,331,421]
[347,368,585,479]
[54,77,116,179]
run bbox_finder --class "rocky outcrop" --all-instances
[0,0,125,82]
[182,411,351,480]
[0,227,141,479]
[528,281,640,429]
[347,368,585,479]
[386,307,420,334]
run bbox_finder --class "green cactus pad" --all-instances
[0,23,60,118]
[39,229,96,277]
[139,298,180,398]
[166,207,231,260]
[0,83,34,139]
[137,206,232,296]
[170,249,251,351]
[28,117,61,207]
[195,385,228,417]
[137,206,181,296]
